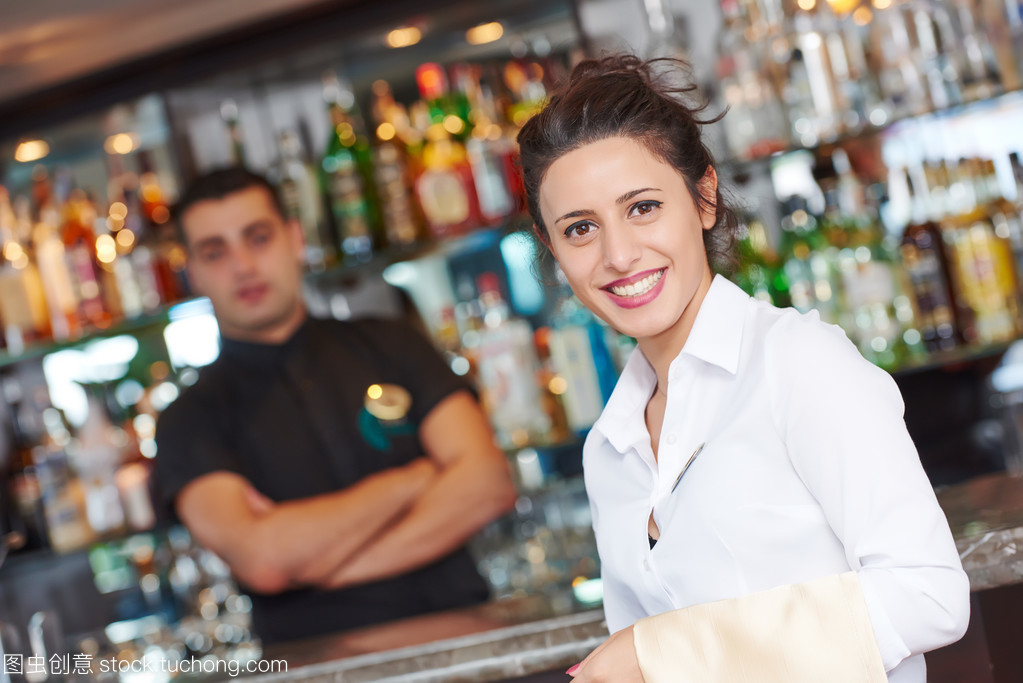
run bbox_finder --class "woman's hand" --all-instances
[567,624,644,682]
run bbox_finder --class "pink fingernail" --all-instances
[566,663,581,676]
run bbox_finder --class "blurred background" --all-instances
[0,0,1021,678]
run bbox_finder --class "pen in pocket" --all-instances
[671,442,706,493]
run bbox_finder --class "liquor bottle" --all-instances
[869,4,931,119]
[778,197,838,323]
[276,129,331,270]
[453,274,485,390]
[734,214,787,306]
[0,190,50,350]
[137,155,174,230]
[640,0,689,62]
[454,65,517,224]
[910,0,962,112]
[833,195,926,370]
[545,268,618,434]
[368,80,423,249]
[62,189,111,329]
[147,224,189,306]
[1010,152,1023,202]
[472,272,550,448]
[977,157,1023,307]
[34,203,81,340]
[73,395,127,537]
[949,0,1004,101]
[939,158,1019,344]
[3,384,50,552]
[33,442,96,553]
[987,0,1023,90]
[900,168,962,351]
[835,17,889,131]
[928,0,971,103]
[532,326,572,446]
[790,8,842,142]
[435,305,476,383]
[716,0,789,159]
[781,47,823,148]
[129,152,189,305]
[220,99,247,166]
[0,465,25,552]
[88,206,128,321]
[412,64,482,238]
[105,189,163,315]
[321,76,381,263]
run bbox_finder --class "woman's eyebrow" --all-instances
[555,208,594,225]
[616,187,659,204]
[555,187,662,225]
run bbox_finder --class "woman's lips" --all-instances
[602,267,665,290]
[602,268,667,309]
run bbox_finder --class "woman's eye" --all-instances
[630,200,662,217]
[565,221,596,239]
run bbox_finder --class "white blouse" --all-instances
[585,274,970,682]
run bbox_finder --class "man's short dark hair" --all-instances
[174,167,286,244]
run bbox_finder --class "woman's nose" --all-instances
[601,222,642,272]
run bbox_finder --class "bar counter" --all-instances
[241,472,1023,683]
[937,471,1023,591]
[258,595,605,682]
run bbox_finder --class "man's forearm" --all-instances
[323,455,516,589]
[243,458,437,589]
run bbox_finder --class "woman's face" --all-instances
[538,136,716,345]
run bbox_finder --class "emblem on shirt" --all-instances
[360,383,415,450]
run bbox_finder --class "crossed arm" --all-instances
[175,390,517,594]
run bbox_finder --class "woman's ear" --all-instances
[534,224,553,251]
[697,166,718,231]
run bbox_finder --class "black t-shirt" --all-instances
[155,316,489,644]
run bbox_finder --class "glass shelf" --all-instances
[0,308,176,370]
[304,218,528,285]
[718,86,1023,174]
[891,340,1015,378]
[0,219,534,370]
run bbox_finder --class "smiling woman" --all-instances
[517,55,969,683]
[538,136,716,348]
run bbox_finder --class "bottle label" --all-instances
[417,169,470,230]
[548,326,604,431]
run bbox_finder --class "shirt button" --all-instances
[666,434,677,445]
[643,558,651,571]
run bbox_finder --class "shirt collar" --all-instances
[592,274,750,453]
[680,273,749,376]
[219,316,314,366]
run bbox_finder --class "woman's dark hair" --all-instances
[517,54,738,274]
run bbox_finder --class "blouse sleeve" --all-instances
[633,572,887,682]
[767,315,970,671]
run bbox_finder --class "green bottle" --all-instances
[321,77,381,264]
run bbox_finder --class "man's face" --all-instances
[182,186,307,344]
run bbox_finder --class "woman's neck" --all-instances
[637,270,715,395]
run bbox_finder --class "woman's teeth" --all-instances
[610,270,663,297]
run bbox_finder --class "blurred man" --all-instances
[156,167,516,644]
